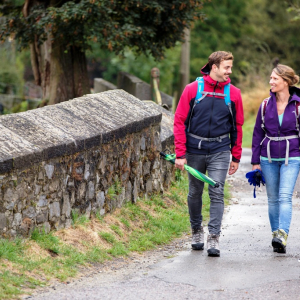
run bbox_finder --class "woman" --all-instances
[251,64,300,253]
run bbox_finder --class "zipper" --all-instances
[208,82,218,138]
[228,104,235,131]
[187,100,197,133]
[278,129,281,158]
[207,82,218,153]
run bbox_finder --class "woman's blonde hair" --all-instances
[273,64,299,86]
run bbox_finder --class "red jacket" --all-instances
[174,66,244,162]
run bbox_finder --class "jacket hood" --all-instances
[269,86,300,102]
[200,63,210,75]
[200,63,231,87]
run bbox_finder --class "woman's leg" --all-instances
[278,160,300,234]
[260,160,280,232]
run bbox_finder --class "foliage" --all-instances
[87,44,181,95]
[86,0,300,99]
[0,0,204,59]
[188,0,300,89]
[286,0,300,21]
[190,0,251,84]
[248,0,300,73]
[0,43,25,96]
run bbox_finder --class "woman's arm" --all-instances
[251,104,265,165]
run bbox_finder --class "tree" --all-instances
[0,0,204,105]
[189,0,253,84]
[286,0,300,21]
[189,0,300,87]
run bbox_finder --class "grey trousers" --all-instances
[186,151,230,235]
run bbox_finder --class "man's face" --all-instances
[211,60,233,82]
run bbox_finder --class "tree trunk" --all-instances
[25,0,90,105]
[30,39,90,105]
[174,28,190,110]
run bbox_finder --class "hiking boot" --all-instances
[272,230,278,252]
[191,226,204,250]
[272,229,287,254]
[207,234,220,257]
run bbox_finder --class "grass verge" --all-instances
[242,114,256,148]
[0,173,230,300]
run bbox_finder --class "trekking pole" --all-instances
[160,151,219,188]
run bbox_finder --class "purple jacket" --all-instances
[251,86,300,164]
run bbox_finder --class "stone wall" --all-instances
[0,90,174,238]
[94,72,173,109]
[93,78,117,93]
[117,72,173,108]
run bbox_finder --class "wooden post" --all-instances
[151,67,162,105]
[175,28,190,110]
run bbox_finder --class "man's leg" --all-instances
[206,150,230,256]
[186,153,206,250]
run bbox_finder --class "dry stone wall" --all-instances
[0,90,174,238]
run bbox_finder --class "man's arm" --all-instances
[174,82,196,158]
[228,88,244,175]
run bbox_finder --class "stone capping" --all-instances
[0,90,162,174]
[142,101,174,150]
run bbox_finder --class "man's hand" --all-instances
[228,161,239,175]
[175,158,187,171]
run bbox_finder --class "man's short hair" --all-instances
[208,51,233,70]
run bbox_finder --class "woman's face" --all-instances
[269,71,288,93]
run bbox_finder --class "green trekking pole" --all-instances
[160,151,219,188]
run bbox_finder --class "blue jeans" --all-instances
[186,151,230,235]
[261,160,300,234]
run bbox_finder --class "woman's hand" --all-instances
[252,164,261,171]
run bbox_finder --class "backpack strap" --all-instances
[195,77,231,106]
[223,83,231,105]
[195,77,205,104]
[295,101,300,137]
[261,97,270,132]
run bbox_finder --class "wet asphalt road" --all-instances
[26,148,300,300]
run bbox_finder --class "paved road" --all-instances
[27,148,300,300]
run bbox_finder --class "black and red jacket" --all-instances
[174,64,244,162]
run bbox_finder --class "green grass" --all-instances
[243,115,256,148]
[71,210,90,226]
[110,224,123,237]
[31,228,60,255]
[107,179,123,200]
[0,173,231,299]
[98,232,116,244]
[0,239,25,262]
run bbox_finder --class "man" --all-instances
[174,51,244,257]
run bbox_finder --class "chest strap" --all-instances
[260,135,298,165]
[187,133,229,149]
